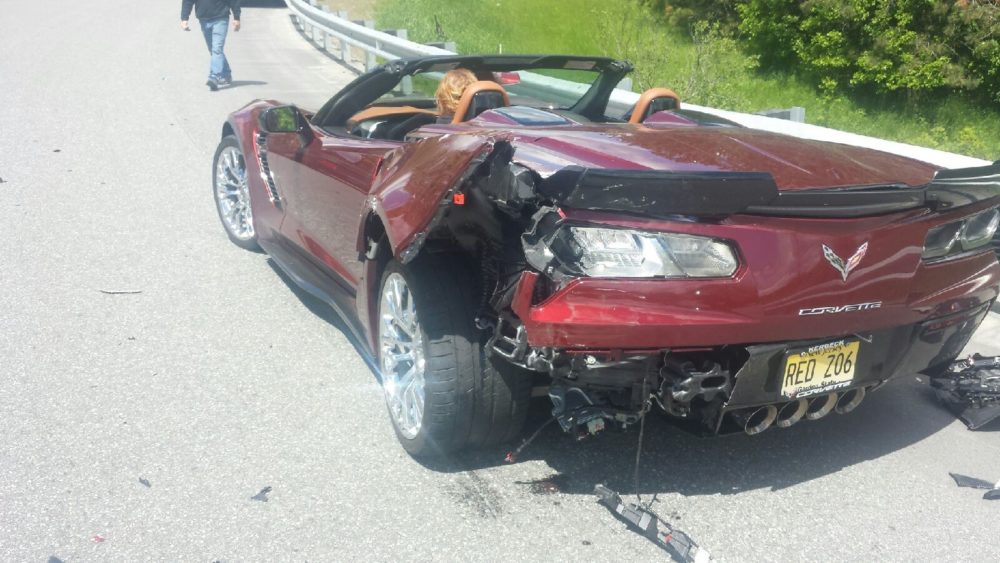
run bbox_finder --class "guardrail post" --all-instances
[336,11,350,63]
[319,5,330,51]
[385,29,414,95]
[363,20,377,71]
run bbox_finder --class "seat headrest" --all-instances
[629,88,681,124]
[452,81,510,124]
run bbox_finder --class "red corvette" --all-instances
[213,55,1000,456]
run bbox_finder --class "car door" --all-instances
[275,129,401,289]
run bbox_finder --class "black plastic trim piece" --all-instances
[539,167,777,216]
[538,161,1000,218]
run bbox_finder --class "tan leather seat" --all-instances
[628,88,681,124]
[451,81,510,124]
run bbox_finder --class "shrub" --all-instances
[736,0,1000,102]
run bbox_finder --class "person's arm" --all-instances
[180,0,194,29]
[230,0,241,24]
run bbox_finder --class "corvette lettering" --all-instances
[799,301,883,316]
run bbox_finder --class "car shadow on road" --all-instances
[265,258,382,378]
[263,259,971,497]
[421,377,963,497]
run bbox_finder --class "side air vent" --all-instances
[254,131,280,204]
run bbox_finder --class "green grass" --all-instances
[375,0,1000,160]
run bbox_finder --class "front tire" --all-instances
[377,255,531,456]
[212,135,259,250]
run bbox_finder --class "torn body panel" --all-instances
[364,133,514,262]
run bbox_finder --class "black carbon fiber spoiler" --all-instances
[539,161,1000,218]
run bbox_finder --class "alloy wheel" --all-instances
[379,272,426,439]
[214,146,254,241]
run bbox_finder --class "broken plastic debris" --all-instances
[251,486,272,502]
[138,477,151,488]
[949,472,1000,501]
[92,534,105,543]
[931,355,1000,430]
[594,485,713,563]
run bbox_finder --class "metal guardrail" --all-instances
[284,0,989,170]
[287,0,451,70]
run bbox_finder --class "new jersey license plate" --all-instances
[781,339,860,399]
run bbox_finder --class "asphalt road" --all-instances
[1,2,998,562]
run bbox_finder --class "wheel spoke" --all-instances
[378,272,426,440]
[214,146,254,240]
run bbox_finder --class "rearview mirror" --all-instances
[259,105,305,134]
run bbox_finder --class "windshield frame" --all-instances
[313,54,633,128]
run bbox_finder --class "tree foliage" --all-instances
[654,1,1000,102]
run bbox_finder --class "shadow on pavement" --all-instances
[420,377,959,497]
[265,258,966,497]
[225,80,269,88]
[265,258,381,380]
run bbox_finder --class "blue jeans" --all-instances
[200,17,232,81]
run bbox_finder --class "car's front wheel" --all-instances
[378,256,531,456]
[212,135,259,250]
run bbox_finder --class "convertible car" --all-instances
[212,55,1000,456]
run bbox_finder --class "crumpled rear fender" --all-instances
[362,133,510,261]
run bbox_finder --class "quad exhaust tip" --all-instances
[775,399,808,428]
[743,405,778,435]
[732,386,870,435]
[805,393,838,421]
[835,386,866,414]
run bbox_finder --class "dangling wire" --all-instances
[633,373,651,504]
[505,415,557,463]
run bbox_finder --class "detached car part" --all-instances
[595,485,714,563]
[949,472,1000,501]
[931,355,1000,430]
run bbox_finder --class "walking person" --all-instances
[181,0,241,91]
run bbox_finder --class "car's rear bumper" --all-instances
[720,301,992,410]
[510,251,1000,350]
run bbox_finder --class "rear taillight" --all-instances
[923,208,999,260]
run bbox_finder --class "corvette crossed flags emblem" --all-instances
[822,242,869,282]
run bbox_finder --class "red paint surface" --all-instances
[224,101,995,353]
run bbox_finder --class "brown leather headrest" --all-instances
[629,88,681,124]
[451,81,510,124]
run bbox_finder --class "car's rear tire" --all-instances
[377,255,531,456]
[212,135,259,251]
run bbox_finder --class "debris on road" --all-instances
[251,486,272,502]
[594,485,714,563]
[949,472,1000,501]
[98,289,143,295]
[138,477,151,488]
[931,355,1000,430]
[92,534,105,543]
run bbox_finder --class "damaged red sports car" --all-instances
[212,55,1000,456]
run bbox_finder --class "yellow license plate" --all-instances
[781,339,860,399]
